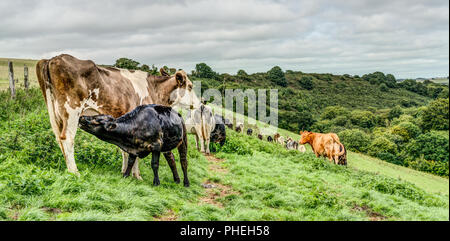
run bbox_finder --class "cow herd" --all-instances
[36,54,347,188]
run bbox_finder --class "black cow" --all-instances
[215,114,233,129]
[247,128,253,136]
[210,115,227,152]
[257,134,263,140]
[79,104,189,187]
[267,136,273,142]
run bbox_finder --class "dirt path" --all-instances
[199,154,239,208]
[154,153,238,221]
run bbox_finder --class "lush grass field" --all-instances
[0,58,39,90]
[0,88,448,221]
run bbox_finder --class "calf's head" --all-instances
[79,115,121,142]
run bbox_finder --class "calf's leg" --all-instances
[151,151,161,186]
[163,152,180,183]
[123,154,137,178]
[121,151,142,180]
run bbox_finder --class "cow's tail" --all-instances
[336,141,346,156]
[36,59,51,102]
[331,134,346,156]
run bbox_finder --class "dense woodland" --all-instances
[113,59,450,176]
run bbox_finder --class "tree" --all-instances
[420,98,449,131]
[237,69,248,76]
[195,63,218,79]
[320,106,349,120]
[405,131,449,163]
[350,110,376,129]
[299,76,314,90]
[338,129,371,152]
[390,122,421,142]
[267,66,287,87]
[114,58,140,70]
[150,64,159,75]
[388,106,403,121]
[140,64,150,72]
[379,83,388,91]
[385,74,396,88]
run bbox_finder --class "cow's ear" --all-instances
[176,72,185,86]
[160,68,170,76]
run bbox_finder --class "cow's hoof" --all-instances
[134,175,143,181]
[184,181,190,187]
[174,177,181,184]
[68,170,80,177]
[153,179,160,186]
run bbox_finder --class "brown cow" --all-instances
[299,131,345,164]
[36,54,200,179]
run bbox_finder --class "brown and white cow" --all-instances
[36,54,200,179]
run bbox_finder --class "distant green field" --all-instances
[0,58,39,90]
[430,78,449,85]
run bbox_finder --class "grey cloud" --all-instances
[0,0,448,79]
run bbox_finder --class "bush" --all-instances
[367,137,397,156]
[332,115,350,127]
[390,122,421,142]
[320,106,349,120]
[379,83,388,91]
[299,76,314,90]
[420,98,449,131]
[407,158,449,177]
[338,129,371,152]
[311,120,333,133]
[350,110,376,129]
[114,58,140,70]
[388,106,403,121]
[405,131,449,164]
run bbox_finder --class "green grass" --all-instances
[0,58,39,90]
[0,88,448,221]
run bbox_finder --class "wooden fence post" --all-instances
[8,61,16,99]
[24,65,29,90]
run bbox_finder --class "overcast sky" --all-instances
[0,0,448,78]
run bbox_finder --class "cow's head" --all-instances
[299,131,312,144]
[168,70,201,110]
[79,115,121,143]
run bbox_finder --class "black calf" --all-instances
[79,104,190,187]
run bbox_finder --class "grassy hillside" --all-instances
[0,88,448,220]
[0,58,39,90]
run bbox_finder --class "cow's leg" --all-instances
[195,126,205,152]
[163,152,180,183]
[59,109,81,176]
[123,154,137,178]
[205,135,211,154]
[131,158,142,180]
[121,150,142,180]
[194,134,200,150]
[121,151,128,174]
[178,141,190,187]
[151,151,161,186]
